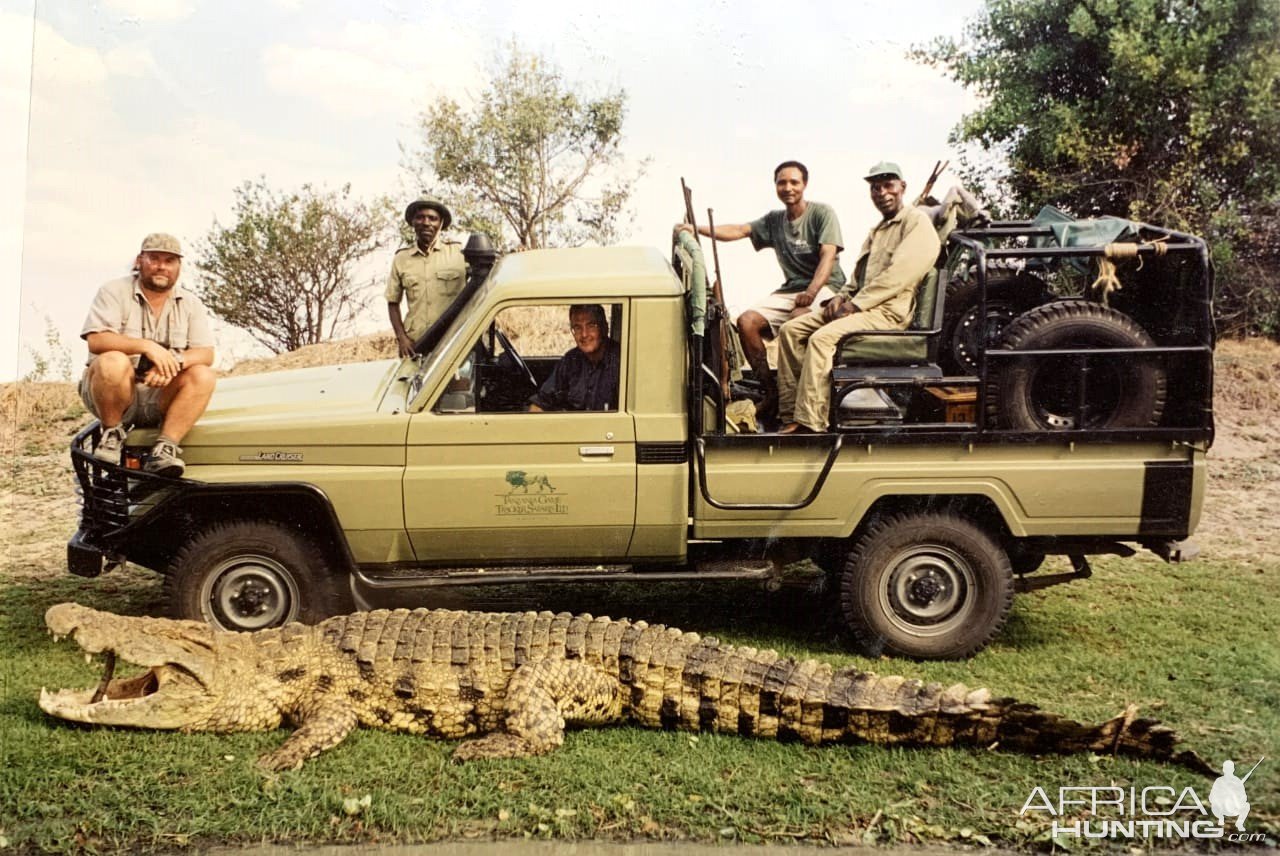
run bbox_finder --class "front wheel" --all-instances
[165,520,349,631]
[840,512,1013,659]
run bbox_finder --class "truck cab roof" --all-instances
[486,245,683,301]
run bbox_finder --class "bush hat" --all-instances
[404,195,453,229]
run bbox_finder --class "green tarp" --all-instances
[1032,205,1138,248]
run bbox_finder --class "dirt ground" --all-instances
[3,337,1278,580]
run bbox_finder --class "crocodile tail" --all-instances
[614,628,1211,774]
[988,702,1218,776]
[815,668,1215,775]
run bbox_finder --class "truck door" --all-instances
[403,301,636,563]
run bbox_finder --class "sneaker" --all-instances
[144,439,185,478]
[92,425,128,465]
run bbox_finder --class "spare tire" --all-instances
[940,273,1052,375]
[987,301,1166,431]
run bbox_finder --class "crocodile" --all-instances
[39,602,1215,773]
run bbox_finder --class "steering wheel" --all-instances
[492,327,538,390]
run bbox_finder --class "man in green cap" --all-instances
[676,161,846,420]
[387,195,468,357]
[79,233,217,477]
[775,161,940,434]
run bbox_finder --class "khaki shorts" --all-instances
[79,368,165,427]
[743,287,839,336]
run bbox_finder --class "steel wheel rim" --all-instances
[879,545,975,637]
[954,302,1018,372]
[201,556,299,631]
[1027,357,1125,429]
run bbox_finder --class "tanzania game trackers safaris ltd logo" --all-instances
[498,471,566,516]
[1021,757,1267,842]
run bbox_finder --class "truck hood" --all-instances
[177,358,410,451]
[201,359,402,420]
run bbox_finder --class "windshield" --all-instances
[404,276,496,410]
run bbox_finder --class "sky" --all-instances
[1,0,985,381]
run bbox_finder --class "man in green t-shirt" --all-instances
[776,161,941,434]
[678,161,846,418]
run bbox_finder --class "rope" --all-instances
[1091,239,1169,304]
[1090,256,1124,305]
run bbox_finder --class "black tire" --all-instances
[987,301,1166,431]
[165,520,350,631]
[840,512,1014,660]
[940,274,1052,375]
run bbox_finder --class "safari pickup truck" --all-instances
[67,216,1215,659]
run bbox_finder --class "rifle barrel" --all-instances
[1241,756,1265,783]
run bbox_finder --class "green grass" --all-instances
[1,556,1277,853]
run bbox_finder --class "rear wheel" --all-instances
[840,512,1013,659]
[165,520,349,631]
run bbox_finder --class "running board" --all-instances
[354,559,779,590]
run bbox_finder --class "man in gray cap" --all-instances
[387,195,468,357]
[79,233,217,476]
[775,162,940,433]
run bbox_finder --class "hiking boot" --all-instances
[92,425,128,466]
[144,439,185,478]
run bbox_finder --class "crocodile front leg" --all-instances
[258,704,359,771]
[453,658,622,761]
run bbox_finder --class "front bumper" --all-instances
[67,527,105,578]
[68,423,185,575]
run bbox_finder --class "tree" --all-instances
[920,0,1280,333]
[404,43,646,250]
[198,180,393,353]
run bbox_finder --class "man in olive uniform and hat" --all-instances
[776,161,940,434]
[80,232,217,477]
[387,195,468,358]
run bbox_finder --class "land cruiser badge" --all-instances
[238,451,304,462]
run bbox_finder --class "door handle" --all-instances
[579,445,615,457]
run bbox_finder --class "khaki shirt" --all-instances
[80,274,215,367]
[846,205,941,325]
[385,240,468,340]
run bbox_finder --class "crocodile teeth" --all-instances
[89,651,116,705]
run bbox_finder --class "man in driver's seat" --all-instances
[528,304,621,412]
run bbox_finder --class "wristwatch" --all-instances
[172,349,186,370]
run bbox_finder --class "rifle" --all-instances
[706,208,731,398]
[913,159,949,206]
[680,178,732,400]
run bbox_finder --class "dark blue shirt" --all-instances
[529,339,621,411]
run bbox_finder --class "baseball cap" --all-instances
[863,161,905,182]
[139,233,183,257]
